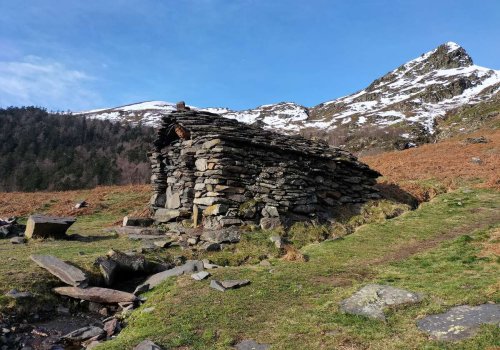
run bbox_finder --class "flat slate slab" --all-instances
[210,279,251,292]
[31,255,88,287]
[417,304,500,341]
[340,284,422,321]
[62,326,105,342]
[191,271,211,281]
[25,214,76,239]
[234,339,270,350]
[134,260,204,295]
[54,286,138,304]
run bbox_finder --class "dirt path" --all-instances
[367,207,500,266]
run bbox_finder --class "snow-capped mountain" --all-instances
[76,42,500,151]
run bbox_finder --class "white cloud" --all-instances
[0,56,100,111]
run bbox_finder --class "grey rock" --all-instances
[133,339,164,350]
[25,215,76,239]
[199,242,221,252]
[209,280,226,292]
[30,255,88,287]
[202,259,220,269]
[10,237,26,244]
[96,258,118,286]
[201,228,240,244]
[153,208,181,223]
[417,304,500,341]
[269,235,285,249]
[103,318,120,337]
[261,205,279,218]
[154,240,173,248]
[340,284,422,321]
[191,271,211,281]
[210,279,250,292]
[128,234,167,241]
[54,286,138,304]
[260,217,282,231]
[234,339,270,350]
[134,260,204,294]
[62,326,105,342]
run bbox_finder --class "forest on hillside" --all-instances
[0,107,155,192]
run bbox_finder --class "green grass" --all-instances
[87,188,499,350]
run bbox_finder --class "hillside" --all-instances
[0,107,155,192]
[77,42,500,153]
[0,126,498,350]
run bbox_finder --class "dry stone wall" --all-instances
[149,110,380,229]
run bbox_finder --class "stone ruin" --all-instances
[148,106,380,230]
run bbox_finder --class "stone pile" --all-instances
[149,109,380,230]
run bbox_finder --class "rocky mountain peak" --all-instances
[77,42,499,154]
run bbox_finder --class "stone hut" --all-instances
[148,108,380,230]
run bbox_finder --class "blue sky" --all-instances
[0,0,499,111]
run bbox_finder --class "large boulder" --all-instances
[30,255,88,287]
[340,284,422,321]
[25,214,76,239]
[417,304,500,341]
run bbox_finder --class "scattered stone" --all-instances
[128,233,167,241]
[103,318,120,337]
[74,200,87,209]
[201,228,241,244]
[269,235,285,249]
[471,156,483,165]
[115,226,163,236]
[210,279,250,292]
[95,258,118,286]
[463,136,489,144]
[417,304,500,341]
[4,289,32,299]
[339,284,422,321]
[30,255,88,287]
[134,339,164,350]
[54,286,138,304]
[234,339,270,350]
[191,271,211,281]
[199,242,221,252]
[10,237,26,244]
[134,260,204,294]
[62,326,105,343]
[202,259,220,269]
[153,240,173,248]
[260,217,282,231]
[122,216,154,227]
[142,307,156,313]
[24,215,76,239]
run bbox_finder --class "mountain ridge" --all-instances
[76,42,500,152]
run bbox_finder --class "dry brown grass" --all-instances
[362,129,500,200]
[0,184,150,219]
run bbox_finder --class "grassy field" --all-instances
[87,188,498,350]
[0,131,498,349]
